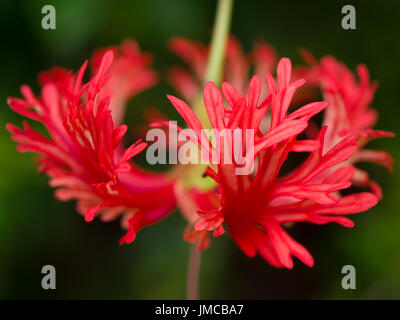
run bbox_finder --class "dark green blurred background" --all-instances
[0,0,399,299]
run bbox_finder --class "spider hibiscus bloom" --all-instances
[7,45,175,244]
[303,54,395,198]
[162,57,378,268]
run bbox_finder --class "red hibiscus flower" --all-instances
[161,57,378,268]
[7,45,176,245]
[303,54,395,198]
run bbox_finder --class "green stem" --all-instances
[183,0,234,192]
[204,0,234,85]
[186,243,201,300]
[185,0,234,300]
[194,0,233,128]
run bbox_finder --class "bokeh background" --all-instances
[0,0,399,299]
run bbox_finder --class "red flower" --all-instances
[162,58,378,268]
[7,46,175,244]
[304,55,395,198]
